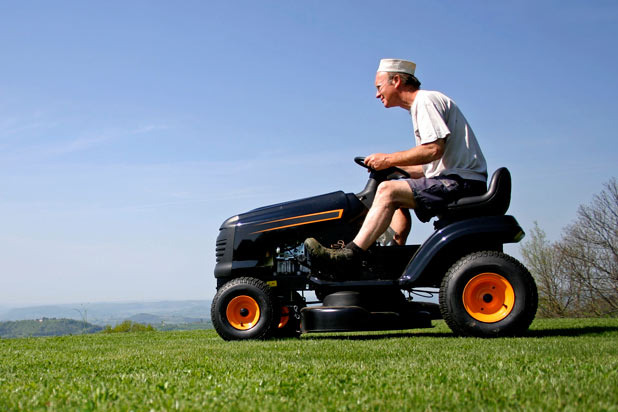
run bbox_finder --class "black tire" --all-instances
[274,291,305,338]
[211,277,279,341]
[439,251,537,337]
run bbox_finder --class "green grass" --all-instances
[1,318,617,411]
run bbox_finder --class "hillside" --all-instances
[0,318,103,338]
[0,318,616,411]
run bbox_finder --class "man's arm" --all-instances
[364,139,445,171]
[399,165,424,178]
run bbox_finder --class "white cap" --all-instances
[377,59,416,75]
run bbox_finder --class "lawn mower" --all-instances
[211,157,538,340]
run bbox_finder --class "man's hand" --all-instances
[364,153,391,170]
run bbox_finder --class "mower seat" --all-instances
[438,168,512,221]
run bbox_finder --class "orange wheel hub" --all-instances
[463,273,515,323]
[226,295,261,330]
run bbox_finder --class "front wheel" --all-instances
[211,277,279,341]
[439,251,537,337]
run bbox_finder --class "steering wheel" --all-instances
[354,156,410,178]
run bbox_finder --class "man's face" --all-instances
[375,72,397,108]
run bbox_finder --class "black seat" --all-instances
[437,168,512,221]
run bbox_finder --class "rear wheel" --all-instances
[274,291,305,338]
[439,251,537,337]
[211,277,279,340]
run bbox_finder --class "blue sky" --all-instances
[1,1,616,306]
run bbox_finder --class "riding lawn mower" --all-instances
[211,157,538,340]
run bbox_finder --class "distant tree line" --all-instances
[100,320,213,333]
[102,320,155,333]
[520,178,617,317]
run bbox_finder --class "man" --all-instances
[305,58,488,278]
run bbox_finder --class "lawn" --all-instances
[1,318,616,411]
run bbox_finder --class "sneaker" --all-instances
[304,238,358,280]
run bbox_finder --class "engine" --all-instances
[275,244,311,276]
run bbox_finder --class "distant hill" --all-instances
[127,313,165,324]
[0,300,212,326]
[126,313,205,325]
[0,318,103,339]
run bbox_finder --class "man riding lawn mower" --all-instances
[210,59,537,340]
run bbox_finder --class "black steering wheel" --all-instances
[354,156,410,178]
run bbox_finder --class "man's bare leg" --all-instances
[303,180,416,276]
[390,208,412,246]
[352,180,416,250]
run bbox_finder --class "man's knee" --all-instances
[376,181,416,209]
[375,181,397,203]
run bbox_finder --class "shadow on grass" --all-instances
[301,325,618,341]
[526,325,618,338]
[302,330,455,341]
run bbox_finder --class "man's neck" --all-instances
[398,89,419,111]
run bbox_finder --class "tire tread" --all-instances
[439,251,538,337]
[211,277,278,340]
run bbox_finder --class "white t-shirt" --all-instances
[411,90,487,182]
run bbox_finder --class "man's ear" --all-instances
[390,74,400,88]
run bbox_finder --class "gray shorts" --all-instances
[405,175,487,222]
